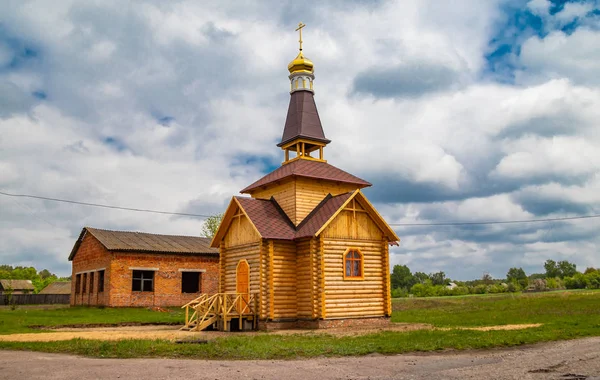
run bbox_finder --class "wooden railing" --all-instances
[181,293,258,331]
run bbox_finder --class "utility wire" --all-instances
[2,190,600,226]
[388,214,600,226]
[0,190,211,218]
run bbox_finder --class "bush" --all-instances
[545,277,564,290]
[472,284,488,294]
[488,284,507,294]
[532,279,547,291]
[506,282,518,293]
[391,287,409,298]
[565,273,587,289]
[585,271,600,289]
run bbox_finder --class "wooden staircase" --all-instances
[181,293,258,332]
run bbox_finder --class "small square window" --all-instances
[132,270,154,292]
[181,272,201,293]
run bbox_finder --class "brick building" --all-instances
[69,227,219,307]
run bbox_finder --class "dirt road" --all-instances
[1,337,599,380]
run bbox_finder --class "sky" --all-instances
[0,0,599,280]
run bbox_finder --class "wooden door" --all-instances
[236,260,249,313]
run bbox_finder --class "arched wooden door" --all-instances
[236,260,249,313]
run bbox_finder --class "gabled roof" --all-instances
[278,91,330,147]
[295,192,354,238]
[211,190,399,247]
[39,281,71,295]
[241,159,371,193]
[69,227,218,261]
[0,279,34,291]
[235,197,296,240]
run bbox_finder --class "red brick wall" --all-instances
[109,253,219,307]
[70,233,220,307]
[70,232,112,306]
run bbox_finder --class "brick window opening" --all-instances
[132,270,154,292]
[75,274,81,294]
[82,273,87,293]
[344,249,363,279]
[181,272,201,293]
[98,270,105,292]
[89,272,94,293]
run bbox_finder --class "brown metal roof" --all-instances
[278,90,331,147]
[38,281,72,295]
[226,190,399,243]
[295,192,354,238]
[0,279,34,291]
[235,197,296,240]
[69,227,218,261]
[241,159,371,193]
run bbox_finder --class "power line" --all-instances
[0,191,211,218]
[2,190,600,226]
[389,214,600,226]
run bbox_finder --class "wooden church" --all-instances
[185,24,399,331]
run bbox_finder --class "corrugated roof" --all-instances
[241,160,371,193]
[39,281,72,295]
[235,197,296,240]
[69,227,218,261]
[278,90,330,147]
[0,279,34,291]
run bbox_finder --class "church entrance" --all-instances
[236,260,249,313]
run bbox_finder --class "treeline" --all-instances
[0,265,70,293]
[391,259,600,298]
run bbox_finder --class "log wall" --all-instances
[321,238,387,318]
[271,240,297,318]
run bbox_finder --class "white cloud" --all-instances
[519,28,600,85]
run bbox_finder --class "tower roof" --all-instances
[278,90,330,147]
[240,159,371,193]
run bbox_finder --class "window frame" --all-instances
[181,271,202,294]
[75,274,81,294]
[82,273,88,293]
[343,248,364,280]
[97,270,105,292]
[132,270,155,292]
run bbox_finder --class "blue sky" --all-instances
[0,0,599,280]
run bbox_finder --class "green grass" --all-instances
[0,306,183,335]
[1,291,599,359]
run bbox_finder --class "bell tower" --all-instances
[278,22,330,164]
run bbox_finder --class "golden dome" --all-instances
[288,51,314,74]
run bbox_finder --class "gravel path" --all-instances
[1,337,599,379]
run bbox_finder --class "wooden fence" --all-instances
[1,294,70,305]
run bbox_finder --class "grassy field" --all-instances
[0,291,599,359]
[0,306,183,335]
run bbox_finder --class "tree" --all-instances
[557,260,577,278]
[391,265,415,290]
[38,269,53,279]
[544,260,558,278]
[430,271,447,286]
[201,213,223,239]
[584,267,598,274]
[545,259,577,279]
[506,267,528,288]
[413,272,429,284]
[482,272,493,285]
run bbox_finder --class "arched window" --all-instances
[344,249,363,280]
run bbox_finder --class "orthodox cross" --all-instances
[295,22,306,51]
